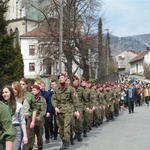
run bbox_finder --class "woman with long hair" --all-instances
[0,85,16,116]
[12,81,28,150]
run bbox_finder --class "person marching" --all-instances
[31,84,47,150]
[52,73,79,150]
[11,82,28,150]
[20,78,37,150]
[72,75,84,142]
[80,78,91,137]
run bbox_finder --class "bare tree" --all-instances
[25,0,102,79]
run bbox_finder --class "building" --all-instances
[6,0,84,78]
[20,18,61,78]
[115,50,139,75]
[130,49,150,74]
[6,0,53,45]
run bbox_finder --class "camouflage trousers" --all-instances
[93,108,99,124]
[57,112,73,141]
[23,117,44,149]
[74,109,83,134]
[83,110,89,132]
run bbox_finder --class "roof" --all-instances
[116,49,139,57]
[130,50,150,63]
[20,18,59,38]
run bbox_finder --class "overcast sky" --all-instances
[102,0,150,37]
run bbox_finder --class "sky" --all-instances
[102,0,150,37]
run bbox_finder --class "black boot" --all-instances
[77,133,83,141]
[60,140,65,150]
[70,134,75,145]
[83,130,87,137]
[105,117,109,122]
[73,132,78,140]
[65,141,70,150]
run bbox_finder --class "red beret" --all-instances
[91,83,96,87]
[73,75,79,81]
[58,73,66,79]
[81,77,86,82]
[31,84,40,89]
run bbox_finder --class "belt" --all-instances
[13,123,20,127]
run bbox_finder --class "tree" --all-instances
[25,0,101,80]
[0,1,24,80]
[6,44,24,80]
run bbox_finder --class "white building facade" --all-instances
[130,50,150,74]
[115,50,138,74]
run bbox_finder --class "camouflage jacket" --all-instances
[35,96,46,121]
[74,86,84,109]
[52,84,79,113]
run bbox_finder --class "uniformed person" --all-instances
[81,78,91,137]
[52,73,79,150]
[31,84,47,150]
[72,75,84,141]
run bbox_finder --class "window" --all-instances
[29,63,35,72]
[29,45,35,55]
[15,28,19,45]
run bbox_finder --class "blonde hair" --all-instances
[12,81,23,103]
[34,79,41,85]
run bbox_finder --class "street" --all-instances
[43,104,150,150]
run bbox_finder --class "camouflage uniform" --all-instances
[99,91,106,124]
[52,84,79,142]
[29,96,46,150]
[113,86,120,117]
[93,90,101,127]
[73,86,84,141]
[104,89,115,121]
[82,87,91,137]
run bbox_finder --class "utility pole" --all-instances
[59,0,63,73]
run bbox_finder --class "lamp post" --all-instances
[59,0,63,73]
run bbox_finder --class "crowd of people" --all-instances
[0,73,150,150]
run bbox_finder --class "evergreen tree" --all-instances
[0,1,24,80]
[98,18,104,82]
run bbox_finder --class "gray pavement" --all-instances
[43,104,150,150]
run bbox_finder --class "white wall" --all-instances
[130,60,144,74]
[20,38,40,78]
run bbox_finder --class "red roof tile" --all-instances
[20,18,59,38]
[130,50,150,63]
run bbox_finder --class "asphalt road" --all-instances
[43,104,150,150]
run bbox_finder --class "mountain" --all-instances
[110,33,150,55]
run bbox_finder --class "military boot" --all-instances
[73,132,78,140]
[83,130,87,137]
[70,134,75,145]
[59,140,65,150]
[77,133,83,141]
[65,141,70,150]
